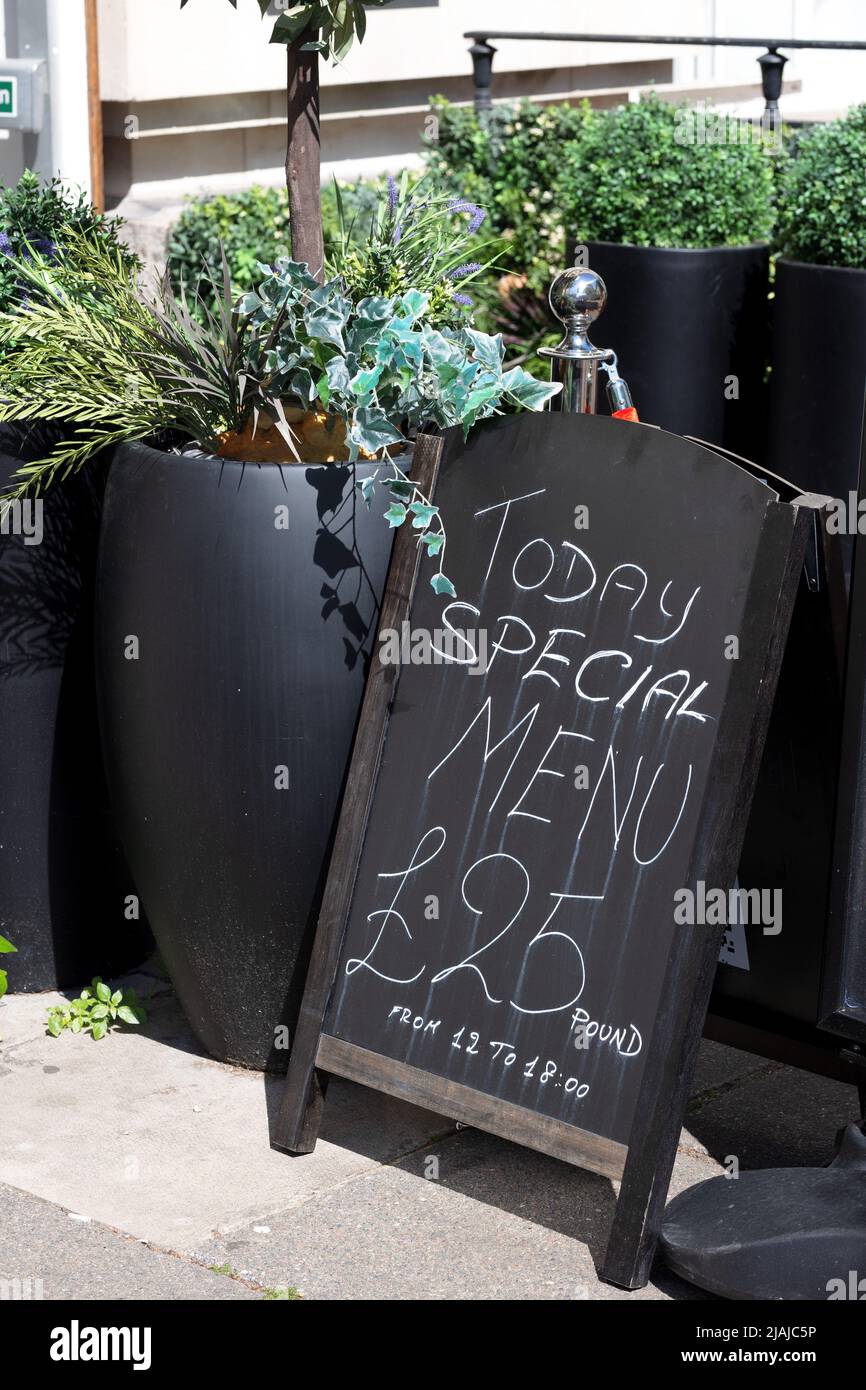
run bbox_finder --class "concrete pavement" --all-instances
[0,965,860,1300]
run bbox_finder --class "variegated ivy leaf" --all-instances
[399,289,430,322]
[385,503,407,528]
[356,295,397,320]
[464,326,504,371]
[430,573,456,598]
[352,406,405,453]
[424,532,444,556]
[501,365,563,411]
[410,502,438,530]
[387,479,412,500]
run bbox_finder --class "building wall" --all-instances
[96,0,866,208]
[98,0,697,202]
[4,1,865,219]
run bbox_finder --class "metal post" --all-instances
[469,37,496,117]
[540,267,614,415]
[757,46,788,129]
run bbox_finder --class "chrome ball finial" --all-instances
[540,263,614,413]
[549,266,607,331]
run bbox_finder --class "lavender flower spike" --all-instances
[0,232,10,255]
[447,200,486,234]
[453,293,473,307]
[447,261,482,280]
[387,174,399,211]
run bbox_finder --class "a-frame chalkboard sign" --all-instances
[275,413,826,1289]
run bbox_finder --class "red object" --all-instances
[612,407,640,423]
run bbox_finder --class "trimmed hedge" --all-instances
[776,103,866,268]
[558,94,776,250]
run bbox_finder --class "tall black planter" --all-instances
[584,241,770,459]
[95,442,393,1070]
[0,427,151,990]
[769,258,866,500]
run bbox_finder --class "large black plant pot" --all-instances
[0,426,151,989]
[585,241,770,459]
[95,442,394,1070]
[769,258,866,501]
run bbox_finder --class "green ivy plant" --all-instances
[46,979,147,1041]
[776,104,866,268]
[183,0,394,60]
[0,934,16,1000]
[240,259,560,592]
[1,218,559,594]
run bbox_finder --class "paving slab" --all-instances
[682,1062,860,1169]
[1,976,859,1300]
[0,1184,259,1301]
[194,1127,716,1301]
[0,980,454,1250]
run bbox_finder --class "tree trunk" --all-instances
[286,41,324,283]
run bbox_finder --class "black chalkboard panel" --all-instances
[276,415,822,1289]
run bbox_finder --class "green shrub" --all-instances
[776,104,866,268]
[167,179,383,306]
[0,170,136,318]
[167,185,292,303]
[424,97,589,290]
[558,94,775,249]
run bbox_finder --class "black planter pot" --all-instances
[0,426,152,990]
[584,241,770,459]
[769,258,866,500]
[95,442,394,1069]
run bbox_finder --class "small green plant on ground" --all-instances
[263,1286,302,1300]
[775,103,866,268]
[46,978,147,1040]
[0,934,16,999]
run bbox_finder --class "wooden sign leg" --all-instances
[274,1023,328,1154]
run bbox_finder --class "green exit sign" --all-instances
[0,77,18,119]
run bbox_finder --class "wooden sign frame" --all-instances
[275,421,825,1290]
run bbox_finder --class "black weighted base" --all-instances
[661,1124,866,1300]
